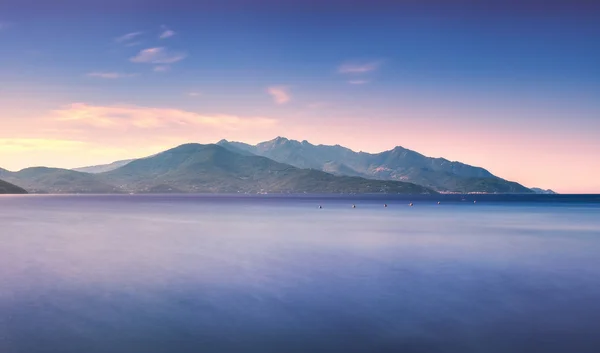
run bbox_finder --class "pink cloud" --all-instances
[267,86,291,104]
[50,103,277,130]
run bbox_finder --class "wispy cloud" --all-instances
[159,25,176,39]
[153,65,170,72]
[267,86,291,105]
[50,103,277,130]
[348,80,369,85]
[86,72,138,79]
[188,92,201,97]
[338,61,382,74]
[130,47,186,64]
[115,31,143,43]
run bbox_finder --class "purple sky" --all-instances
[1,1,599,192]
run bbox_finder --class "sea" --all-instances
[1,194,600,353]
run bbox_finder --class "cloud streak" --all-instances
[267,86,291,105]
[159,26,176,39]
[115,31,143,43]
[130,47,186,64]
[338,61,381,74]
[50,103,277,130]
[86,72,138,79]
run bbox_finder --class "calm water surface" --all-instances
[1,195,600,353]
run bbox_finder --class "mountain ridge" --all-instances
[73,159,135,174]
[217,137,531,194]
[6,138,539,194]
[101,143,435,194]
[1,144,435,195]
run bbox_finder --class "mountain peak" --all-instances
[273,136,289,143]
[258,136,293,148]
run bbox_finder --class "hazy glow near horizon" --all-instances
[1,2,599,193]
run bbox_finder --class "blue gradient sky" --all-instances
[1,1,599,192]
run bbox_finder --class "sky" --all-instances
[1,0,599,193]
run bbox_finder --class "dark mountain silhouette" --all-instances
[0,178,27,194]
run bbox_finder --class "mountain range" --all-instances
[0,144,434,195]
[216,137,532,194]
[1,137,539,195]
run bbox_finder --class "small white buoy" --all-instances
[437,201,441,205]
[474,200,477,204]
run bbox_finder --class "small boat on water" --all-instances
[384,204,388,208]
[409,202,414,207]
[352,204,356,208]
